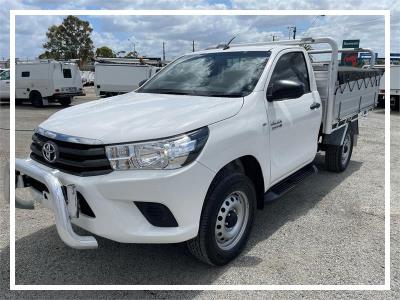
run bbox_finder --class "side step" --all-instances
[264,164,318,202]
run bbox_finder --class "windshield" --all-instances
[0,70,10,80]
[137,51,270,97]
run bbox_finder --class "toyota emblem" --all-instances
[42,141,58,163]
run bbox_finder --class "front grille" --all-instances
[30,133,112,176]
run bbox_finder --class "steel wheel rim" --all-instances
[341,133,351,166]
[215,191,249,250]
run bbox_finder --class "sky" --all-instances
[0,0,399,61]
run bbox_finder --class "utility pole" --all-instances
[162,42,165,61]
[192,40,195,52]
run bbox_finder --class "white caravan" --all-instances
[94,57,162,97]
[16,60,84,107]
[10,37,382,265]
[379,65,400,111]
[0,69,10,101]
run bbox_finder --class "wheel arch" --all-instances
[205,155,265,211]
[29,89,42,99]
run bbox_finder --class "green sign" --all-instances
[342,39,360,48]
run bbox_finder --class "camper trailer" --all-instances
[94,57,162,97]
[16,60,84,107]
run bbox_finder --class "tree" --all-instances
[40,16,94,64]
[95,46,115,58]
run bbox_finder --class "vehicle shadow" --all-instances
[374,108,400,115]
[15,102,68,110]
[2,155,362,286]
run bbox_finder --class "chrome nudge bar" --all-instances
[12,158,98,249]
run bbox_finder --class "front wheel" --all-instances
[187,172,256,266]
[325,129,354,172]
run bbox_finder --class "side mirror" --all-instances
[267,80,305,102]
[138,79,147,87]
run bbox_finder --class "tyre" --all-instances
[59,97,72,107]
[393,96,400,112]
[187,172,256,266]
[29,91,43,108]
[325,129,353,172]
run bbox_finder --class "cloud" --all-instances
[88,15,318,59]
[15,15,64,59]
[0,0,398,60]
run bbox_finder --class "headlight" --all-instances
[105,127,209,170]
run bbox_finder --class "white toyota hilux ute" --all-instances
[8,37,382,265]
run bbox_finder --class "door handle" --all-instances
[310,102,321,110]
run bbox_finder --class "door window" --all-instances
[63,69,72,78]
[21,71,30,77]
[267,52,310,98]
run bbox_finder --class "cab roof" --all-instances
[190,44,303,56]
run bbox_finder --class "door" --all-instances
[266,51,321,184]
[0,70,10,99]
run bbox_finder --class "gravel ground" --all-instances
[0,88,399,298]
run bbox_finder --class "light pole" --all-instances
[128,38,136,56]
[162,42,165,61]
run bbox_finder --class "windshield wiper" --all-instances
[198,92,244,98]
[140,89,196,95]
[139,89,243,98]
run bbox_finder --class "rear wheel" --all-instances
[187,172,256,266]
[59,97,72,107]
[29,91,43,108]
[325,129,353,172]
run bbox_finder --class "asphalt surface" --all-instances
[0,88,399,299]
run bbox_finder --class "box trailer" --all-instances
[363,64,400,111]
[16,60,84,107]
[379,65,400,111]
[94,57,162,97]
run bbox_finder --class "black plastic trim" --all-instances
[134,202,178,227]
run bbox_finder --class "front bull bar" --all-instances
[4,159,98,249]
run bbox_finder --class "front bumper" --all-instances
[9,158,215,248]
[13,159,98,249]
